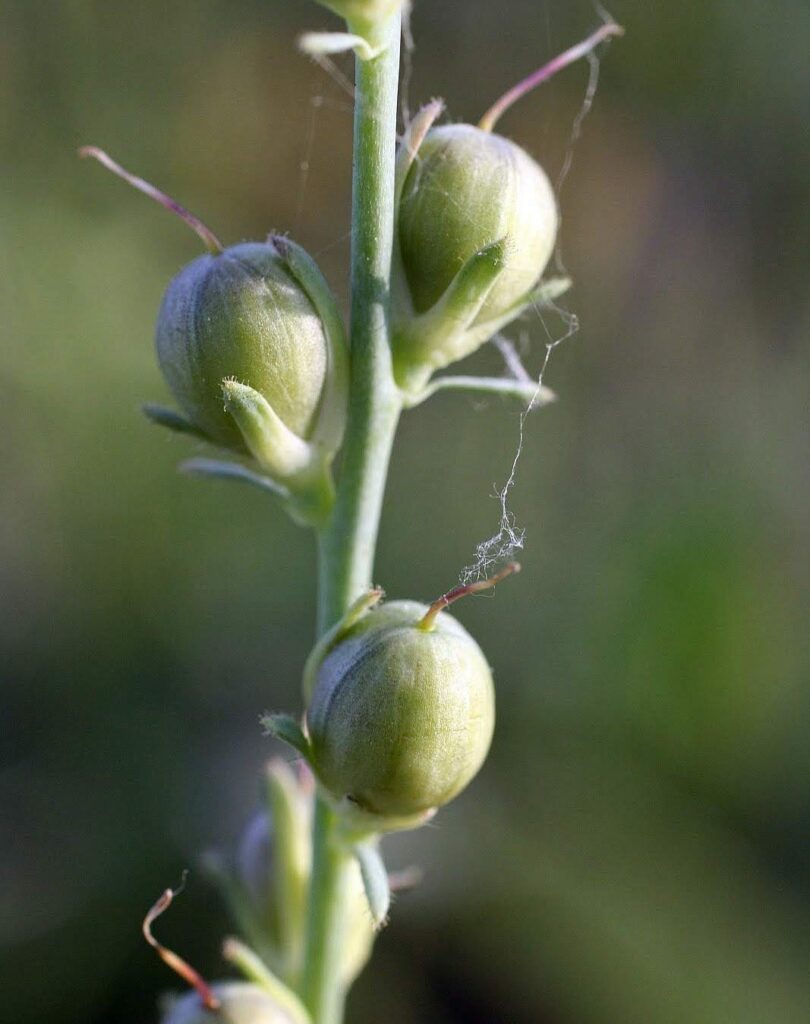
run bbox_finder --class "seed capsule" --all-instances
[306,599,496,820]
[390,111,559,396]
[78,149,347,519]
[398,124,557,322]
[156,235,347,485]
[157,242,329,450]
[391,23,623,397]
[154,234,348,524]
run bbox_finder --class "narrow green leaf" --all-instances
[404,375,556,409]
[261,714,311,760]
[179,458,291,499]
[142,403,208,439]
[460,275,574,356]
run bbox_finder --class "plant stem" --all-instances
[316,12,403,636]
[302,799,354,1024]
[305,13,402,1024]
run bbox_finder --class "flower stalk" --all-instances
[79,6,622,1021]
[316,13,403,635]
[306,11,402,1024]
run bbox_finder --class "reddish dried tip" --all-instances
[419,562,521,631]
[78,145,223,254]
[479,21,624,132]
[142,874,220,1010]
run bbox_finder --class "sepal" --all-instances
[222,380,312,479]
[354,841,390,929]
[459,274,573,357]
[333,795,437,839]
[142,403,208,440]
[302,588,384,702]
[180,458,291,499]
[261,714,312,762]
[264,761,311,979]
[270,235,348,461]
[222,938,312,1024]
[221,380,336,528]
[403,375,557,410]
[393,240,506,395]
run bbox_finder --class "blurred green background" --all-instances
[1,1,808,1021]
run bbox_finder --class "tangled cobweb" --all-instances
[458,301,580,585]
[458,45,604,585]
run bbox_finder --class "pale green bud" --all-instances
[219,762,373,986]
[392,112,559,395]
[306,600,495,820]
[160,983,307,1024]
[157,238,346,466]
[390,13,626,397]
[77,147,347,519]
[152,236,348,523]
[398,125,557,317]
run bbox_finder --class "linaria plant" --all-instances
[81,3,622,1022]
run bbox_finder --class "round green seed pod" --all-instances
[160,983,303,1024]
[306,601,495,819]
[156,241,329,452]
[397,124,557,321]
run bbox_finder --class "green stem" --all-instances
[316,12,403,636]
[302,799,354,1024]
[304,13,402,1024]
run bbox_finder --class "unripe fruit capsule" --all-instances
[156,241,329,452]
[391,22,622,395]
[398,124,557,323]
[307,599,496,819]
[79,148,348,518]
[397,18,624,322]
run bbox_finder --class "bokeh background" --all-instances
[2,0,808,1021]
